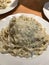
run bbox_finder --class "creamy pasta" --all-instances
[0,15,49,58]
[0,0,11,9]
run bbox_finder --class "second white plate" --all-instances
[43,2,49,20]
[0,0,18,14]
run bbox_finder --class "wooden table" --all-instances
[0,0,49,21]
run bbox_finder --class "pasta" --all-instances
[0,0,11,9]
[0,15,49,58]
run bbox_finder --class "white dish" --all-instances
[43,2,49,20]
[0,0,18,14]
[0,13,49,65]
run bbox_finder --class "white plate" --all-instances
[0,0,18,14]
[43,2,49,20]
[0,13,49,65]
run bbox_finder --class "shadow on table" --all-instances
[19,0,49,22]
[42,10,49,22]
[19,0,49,12]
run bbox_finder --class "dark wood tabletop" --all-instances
[0,0,49,21]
